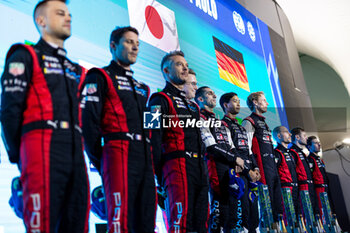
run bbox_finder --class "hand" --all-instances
[235,157,244,170]
[249,170,258,182]
[255,170,261,181]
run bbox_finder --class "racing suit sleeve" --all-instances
[274,149,293,187]
[242,119,254,156]
[81,70,106,173]
[242,119,259,171]
[200,116,237,166]
[274,149,282,167]
[307,155,315,173]
[148,94,169,183]
[0,47,32,165]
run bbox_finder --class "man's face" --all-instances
[39,1,72,41]
[226,95,240,115]
[202,88,217,109]
[255,94,269,113]
[297,131,307,145]
[165,55,188,85]
[113,31,139,65]
[310,139,321,153]
[279,126,292,144]
[183,73,198,100]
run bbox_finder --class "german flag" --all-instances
[213,36,249,91]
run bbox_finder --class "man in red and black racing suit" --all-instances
[290,127,318,215]
[273,126,300,215]
[149,51,209,233]
[242,91,283,223]
[81,27,156,233]
[307,136,332,220]
[0,1,89,232]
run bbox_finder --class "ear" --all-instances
[36,15,45,28]
[223,102,228,110]
[163,67,169,74]
[252,99,258,106]
[110,41,116,50]
[198,96,204,103]
[277,132,282,140]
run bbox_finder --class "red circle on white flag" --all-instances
[145,5,164,39]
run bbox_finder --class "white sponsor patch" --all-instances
[9,62,25,76]
[85,96,99,102]
[4,86,24,92]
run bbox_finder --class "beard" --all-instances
[300,140,307,146]
[171,76,186,85]
[55,29,71,41]
[207,101,216,109]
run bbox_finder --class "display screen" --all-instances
[0,0,287,232]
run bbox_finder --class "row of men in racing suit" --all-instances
[0,0,330,231]
[240,91,332,229]
[0,1,156,231]
[273,126,332,223]
[0,7,253,231]
[192,87,331,232]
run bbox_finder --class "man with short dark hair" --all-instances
[195,87,244,233]
[242,91,283,223]
[290,127,318,214]
[1,0,89,232]
[220,92,260,232]
[81,26,156,232]
[307,136,330,218]
[149,51,209,232]
[273,126,299,215]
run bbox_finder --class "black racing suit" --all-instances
[290,144,318,214]
[81,61,156,233]
[243,112,283,221]
[200,109,242,232]
[149,82,209,233]
[0,39,90,232]
[275,144,299,215]
[222,115,259,232]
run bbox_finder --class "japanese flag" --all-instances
[127,0,180,52]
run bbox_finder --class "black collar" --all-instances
[164,81,186,99]
[201,108,216,118]
[276,143,289,152]
[108,60,134,78]
[35,38,67,57]
[224,114,238,123]
[252,112,265,120]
